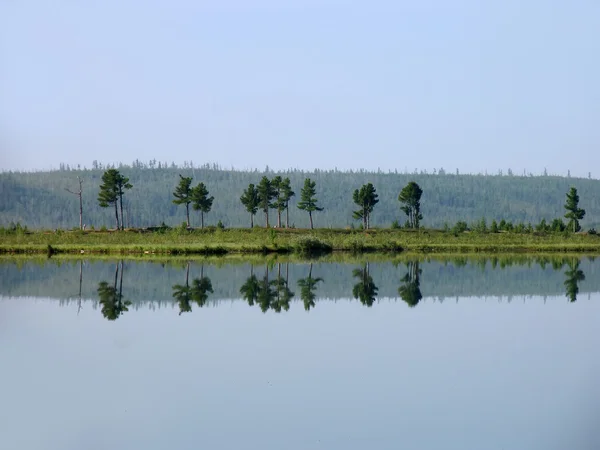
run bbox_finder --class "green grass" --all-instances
[2,227,600,256]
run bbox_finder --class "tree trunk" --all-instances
[265,210,269,228]
[78,191,83,230]
[201,211,204,229]
[277,210,281,228]
[77,260,83,315]
[250,214,254,228]
[119,195,124,230]
[114,202,120,230]
[186,204,190,227]
[309,211,313,229]
[118,260,124,300]
[286,202,290,228]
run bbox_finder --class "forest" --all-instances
[1,161,599,230]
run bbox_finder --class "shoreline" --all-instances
[2,228,600,256]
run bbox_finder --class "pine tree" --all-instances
[274,177,295,228]
[191,182,214,229]
[564,187,585,232]
[115,172,132,230]
[172,175,194,227]
[398,181,423,229]
[257,176,276,227]
[352,183,378,229]
[98,169,121,230]
[297,178,323,229]
[240,184,259,228]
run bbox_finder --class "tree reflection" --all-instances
[272,263,294,313]
[191,266,213,308]
[172,262,193,314]
[242,264,293,313]
[173,263,213,314]
[398,261,423,307]
[97,260,131,320]
[297,263,323,311]
[352,263,378,307]
[240,266,260,306]
[564,258,585,302]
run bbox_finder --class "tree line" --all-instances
[2,164,597,230]
[96,169,428,231]
[93,169,586,234]
[95,257,586,320]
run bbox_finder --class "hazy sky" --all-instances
[1,0,598,176]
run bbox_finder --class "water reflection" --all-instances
[398,261,423,308]
[240,263,295,313]
[297,263,323,311]
[564,258,585,302]
[2,255,595,315]
[172,263,213,315]
[352,262,378,307]
[272,263,294,313]
[97,260,131,320]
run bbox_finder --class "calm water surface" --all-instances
[0,257,598,450]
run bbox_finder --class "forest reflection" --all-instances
[240,263,294,313]
[83,256,593,320]
[172,263,213,315]
[97,260,131,320]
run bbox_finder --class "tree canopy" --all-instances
[564,187,585,232]
[398,181,423,229]
[352,183,379,229]
[172,175,194,227]
[297,178,323,229]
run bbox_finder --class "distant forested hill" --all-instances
[1,162,598,229]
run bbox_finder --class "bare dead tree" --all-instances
[65,176,84,230]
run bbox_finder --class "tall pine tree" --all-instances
[172,175,194,227]
[297,178,323,229]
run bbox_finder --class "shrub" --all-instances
[453,221,468,234]
[294,236,332,255]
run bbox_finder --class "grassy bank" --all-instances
[2,227,600,256]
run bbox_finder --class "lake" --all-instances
[0,256,599,450]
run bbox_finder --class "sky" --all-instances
[1,0,599,176]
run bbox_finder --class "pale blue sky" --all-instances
[1,0,598,176]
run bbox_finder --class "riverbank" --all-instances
[1,227,600,255]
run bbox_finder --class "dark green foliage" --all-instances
[272,176,295,228]
[453,221,469,234]
[551,218,567,232]
[97,169,132,230]
[564,259,585,302]
[240,270,261,306]
[352,183,379,229]
[97,261,130,320]
[191,273,213,308]
[564,187,585,233]
[97,169,120,230]
[257,176,276,227]
[398,181,423,229]
[172,175,194,227]
[297,178,323,229]
[240,184,260,228]
[398,261,422,307]
[490,220,499,233]
[352,263,378,306]
[293,236,332,255]
[191,182,214,229]
[297,264,323,311]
